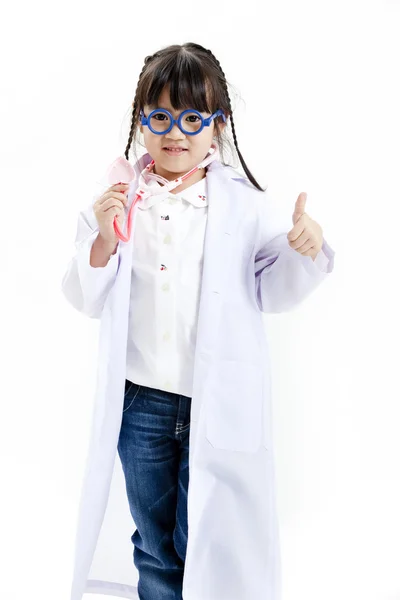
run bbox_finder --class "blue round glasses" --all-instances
[139,108,226,136]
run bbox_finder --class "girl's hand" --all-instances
[93,182,129,244]
[287,192,323,261]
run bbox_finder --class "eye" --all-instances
[185,115,201,123]
[152,112,168,121]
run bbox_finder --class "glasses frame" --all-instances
[139,108,226,136]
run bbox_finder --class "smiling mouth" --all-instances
[163,147,188,153]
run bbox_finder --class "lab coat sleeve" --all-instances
[61,200,121,319]
[254,187,335,313]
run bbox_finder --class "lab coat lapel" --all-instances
[195,161,242,356]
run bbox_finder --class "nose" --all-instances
[166,121,186,139]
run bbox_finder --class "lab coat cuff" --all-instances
[294,237,335,275]
[76,230,120,295]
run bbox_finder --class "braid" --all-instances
[205,49,241,162]
[124,54,156,160]
[205,48,265,192]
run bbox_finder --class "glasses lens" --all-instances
[149,111,171,133]
[180,111,203,134]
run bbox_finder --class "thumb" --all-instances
[292,192,307,225]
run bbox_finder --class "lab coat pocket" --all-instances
[205,360,263,453]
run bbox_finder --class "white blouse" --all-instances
[126,171,209,397]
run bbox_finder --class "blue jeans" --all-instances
[117,380,191,600]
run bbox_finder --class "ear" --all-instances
[214,120,227,137]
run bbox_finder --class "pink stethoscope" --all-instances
[106,143,220,243]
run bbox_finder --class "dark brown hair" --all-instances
[124,42,266,192]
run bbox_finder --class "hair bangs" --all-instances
[143,54,215,114]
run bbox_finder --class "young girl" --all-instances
[62,42,335,600]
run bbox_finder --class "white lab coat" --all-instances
[62,152,335,600]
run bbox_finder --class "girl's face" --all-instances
[140,86,226,187]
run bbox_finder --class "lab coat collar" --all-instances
[106,151,247,194]
[126,152,248,211]
[104,150,249,220]
[136,169,208,210]
[131,151,247,185]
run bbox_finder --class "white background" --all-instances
[1,0,399,599]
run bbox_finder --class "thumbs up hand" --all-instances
[287,192,323,261]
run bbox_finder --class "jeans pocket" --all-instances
[205,361,263,453]
[123,380,141,413]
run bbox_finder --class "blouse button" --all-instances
[164,234,172,244]
[161,282,170,292]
